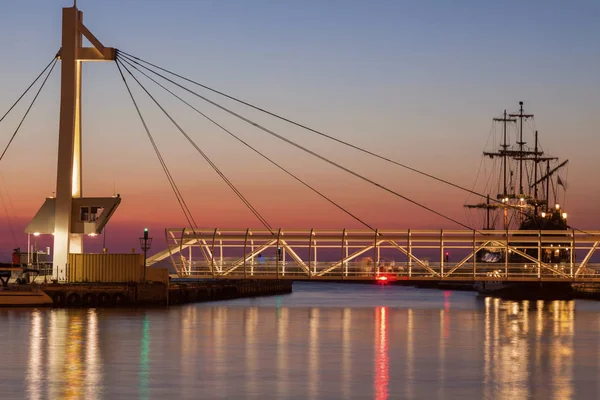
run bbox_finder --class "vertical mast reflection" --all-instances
[374,307,389,400]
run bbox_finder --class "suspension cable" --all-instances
[116,58,273,232]
[118,52,597,237]
[118,51,502,205]
[117,51,472,230]
[0,58,58,163]
[115,61,198,230]
[118,55,376,231]
[0,55,58,127]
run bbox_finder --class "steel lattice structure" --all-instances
[146,229,600,282]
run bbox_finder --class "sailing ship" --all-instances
[466,102,569,231]
[466,101,571,295]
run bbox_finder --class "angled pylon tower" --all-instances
[26,3,121,280]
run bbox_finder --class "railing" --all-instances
[151,228,600,282]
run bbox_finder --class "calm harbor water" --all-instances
[2,282,600,399]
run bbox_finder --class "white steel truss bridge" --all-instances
[147,228,600,282]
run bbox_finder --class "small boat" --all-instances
[0,285,53,306]
[0,267,53,306]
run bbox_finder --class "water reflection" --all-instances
[308,308,319,399]
[341,308,351,399]
[277,307,289,397]
[374,307,389,400]
[26,311,42,400]
[86,310,100,400]
[4,285,596,399]
[139,314,150,400]
[483,297,575,400]
[26,309,103,399]
[244,307,258,397]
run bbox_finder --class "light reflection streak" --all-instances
[244,308,258,396]
[48,310,64,400]
[180,305,196,389]
[483,298,576,399]
[27,311,42,400]
[277,307,289,398]
[139,314,150,400]
[484,297,491,400]
[308,308,319,399]
[85,310,100,400]
[374,307,389,400]
[63,314,84,399]
[550,300,574,400]
[438,309,446,397]
[406,309,414,399]
[213,307,226,383]
[341,308,351,399]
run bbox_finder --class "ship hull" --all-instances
[0,288,53,306]
[474,281,574,300]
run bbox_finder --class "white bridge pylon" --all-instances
[147,228,600,281]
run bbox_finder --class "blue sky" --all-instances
[0,0,598,253]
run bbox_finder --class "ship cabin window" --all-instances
[80,206,104,222]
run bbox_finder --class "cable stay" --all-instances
[118,51,597,238]
[0,58,59,164]
[115,62,198,231]
[119,51,563,226]
[117,51,509,208]
[116,51,473,231]
[116,59,273,233]
[117,55,376,232]
[0,55,58,247]
[0,55,58,128]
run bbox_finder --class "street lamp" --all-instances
[139,228,153,282]
[33,232,40,268]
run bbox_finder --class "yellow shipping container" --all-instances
[68,253,144,283]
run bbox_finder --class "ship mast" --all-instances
[509,101,533,196]
[533,131,539,213]
[493,110,515,197]
[467,102,570,231]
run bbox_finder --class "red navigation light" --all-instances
[376,275,389,284]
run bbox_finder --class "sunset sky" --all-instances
[0,0,598,256]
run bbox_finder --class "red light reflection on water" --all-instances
[375,306,389,400]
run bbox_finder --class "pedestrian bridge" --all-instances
[147,228,600,282]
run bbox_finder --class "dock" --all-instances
[21,279,292,307]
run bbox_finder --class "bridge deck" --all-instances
[146,228,600,283]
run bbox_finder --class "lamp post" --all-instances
[139,228,153,282]
[33,232,40,269]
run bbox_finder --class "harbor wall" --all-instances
[40,279,292,307]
